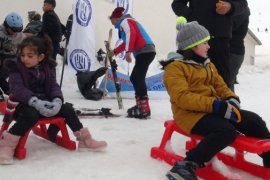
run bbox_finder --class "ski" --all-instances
[75,107,121,118]
[102,29,112,97]
[104,29,124,109]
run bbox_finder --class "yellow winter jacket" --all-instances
[163,59,238,133]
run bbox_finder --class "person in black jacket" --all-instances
[42,0,62,60]
[171,0,248,87]
[228,7,250,91]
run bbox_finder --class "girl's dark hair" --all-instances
[18,32,56,66]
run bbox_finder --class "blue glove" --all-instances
[227,97,240,110]
[213,100,241,123]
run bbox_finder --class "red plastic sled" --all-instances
[0,101,6,114]
[0,117,76,160]
[151,120,270,180]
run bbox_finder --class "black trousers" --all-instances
[227,53,245,92]
[52,41,60,60]
[9,103,83,136]
[186,110,270,166]
[208,38,230,87]
[130,52,156,98]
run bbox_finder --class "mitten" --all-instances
[28,96,51,111]
[213,100,241,123]
[48,97,63,116]
[227,97,240,110]
[28,96,55,117]
[28,96,54,117]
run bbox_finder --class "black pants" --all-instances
[130,52,156,97]
[186,110,270,166]
[9,103,83,136]
[227,53,244,92]
[208,38,230,87]
[52,41,60,60]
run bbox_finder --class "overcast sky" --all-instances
[248,0,270,32]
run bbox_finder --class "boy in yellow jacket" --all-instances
[161,17,270,180]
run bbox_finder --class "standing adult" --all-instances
[109,7,156,119]
[42,0,62,60]
[171,0,248,87]
[0,12,25,98]
[228,7,250,91]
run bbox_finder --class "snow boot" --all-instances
[166,160,198,180]
[127,96,151,119]
[74,127,107,152]
[0,131,20,165]
[127,96,140,115]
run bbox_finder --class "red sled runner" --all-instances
[0,117,76,160]
[151,120,270,180]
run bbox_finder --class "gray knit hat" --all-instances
[176,18,210,50]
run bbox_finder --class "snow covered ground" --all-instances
[1,32,270,180]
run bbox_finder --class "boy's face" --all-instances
[192,42,210,58]
[42,3,53,12]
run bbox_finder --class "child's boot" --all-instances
[0,131,20,165]
[74,127,107,151]
[127,96,140,115]
[138,96,151,118]
[127,96,151,119]
[166,160,199,180]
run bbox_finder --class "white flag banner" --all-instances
[113,0,133,74]
[114,0,133,15]
[67,0,95,73]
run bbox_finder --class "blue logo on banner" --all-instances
[145,72,166,91]
[76,0,92,27]
[69,49,91,71]
[117,0,130,14]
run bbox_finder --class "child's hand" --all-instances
[28,96,62,117]
[40,98,62,117]
[227,97,240,111]
[125,52,132,63]
[216,1,231,15]
[49,98,62,116]
[213,100,241,123]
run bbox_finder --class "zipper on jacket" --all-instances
[206,64,215,96]
[34,66,40,80]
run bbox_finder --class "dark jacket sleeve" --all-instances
[5,58,35,104]
[227,0,248,17]
[42,11,62,42]
[171,0,192,18]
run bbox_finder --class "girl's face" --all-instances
[21,46,45,68]
[192,42,210,58]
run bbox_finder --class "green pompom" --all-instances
[176,16,187,25]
